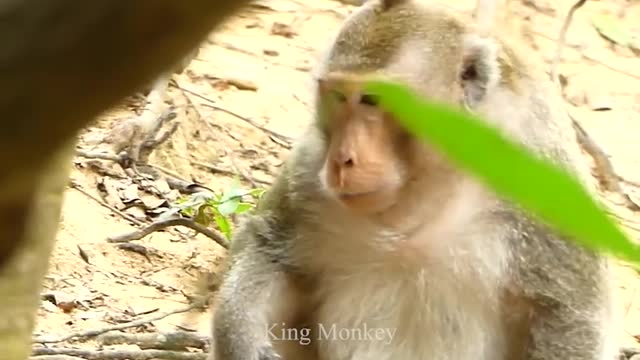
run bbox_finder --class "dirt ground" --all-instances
[33,0,640,356]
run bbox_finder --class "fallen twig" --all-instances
[75,150,123,163]
[211,40,312,73]
[187,159,271,187]
[174,81,275,187]
[608,212,640,233]
[172,82,293,145]
[581,53,640,81]
[31,348,206,360]
[78,144,213,199]
[145,163,188,182]
[550,0,587,83]
[116,243,154,261]
[32,297,208,344]
[76,148,208,196]
[30,356,86,360]
[69,181,144,227]
[531,29,640,80]
[226,149,259,188]
[571,118,640,211]
[190,160,237,177]
[106,218,229,250]
[75,149,138,175]
[97,330,209,351]
[189,160,272,186]
[201,102,293,145]
[621,347,640,358]
[138,166,213,197]
[140,278,180,293]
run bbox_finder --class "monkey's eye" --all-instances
[330,90,347,102]
[359,93,379,106]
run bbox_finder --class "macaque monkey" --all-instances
[0,1,250,358]
[211,0,617,359]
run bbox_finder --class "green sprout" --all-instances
[160,178,265,240]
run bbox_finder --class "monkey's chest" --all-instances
[310,269,508,360]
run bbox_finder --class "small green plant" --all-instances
[160,178,265,240]
[363,79,640,266]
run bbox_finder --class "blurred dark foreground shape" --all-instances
[0,1,250,358]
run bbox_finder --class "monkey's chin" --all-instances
[335,188,397,215]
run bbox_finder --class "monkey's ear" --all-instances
[460,34,501,108]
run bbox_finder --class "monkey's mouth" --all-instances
[338,189,379,199]
[334,187,397,213]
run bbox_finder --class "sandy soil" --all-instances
[33,0,640,356]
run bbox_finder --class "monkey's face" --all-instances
[316,73,417,216]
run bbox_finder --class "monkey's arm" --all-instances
[212,215,303,360]
[516,229,614,360]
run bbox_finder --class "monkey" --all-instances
[210,0,618,359]
[0,1,251,357]
[99,46,201,166]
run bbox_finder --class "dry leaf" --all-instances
[121,183,141,202]
[154,179,171,194]
[58,301,77,313]
[124,206,147,221]
[77,245,91,264]
[97,177,126,210]
[586,91,613,111]
[165,189,181,202]
[141,195,168,210]
[270,22,297,38]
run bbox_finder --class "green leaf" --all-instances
[235,202,254,214]
[592,14,633,47]
[363,79,640,265]
[217,198,240,216]
[249,188,266,199]
[176,192,214,211]
[221,178,247,202]
[214,213,232,239]
[194,204,214,226]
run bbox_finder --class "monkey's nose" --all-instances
[335,150,356,168]
[335,156,355,169]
